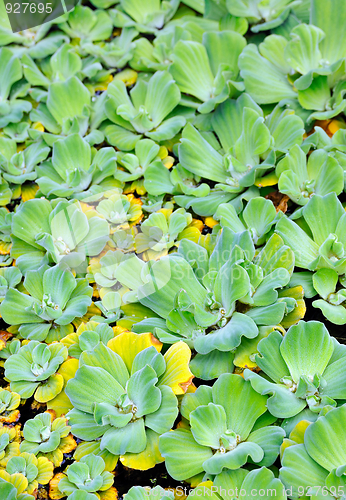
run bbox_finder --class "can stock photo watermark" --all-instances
[0,0,78,32]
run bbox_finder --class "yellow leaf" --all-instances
[21,183,39,202]
[254,172,278,187]
[280,299,306,328]
[159,341,193,395]
[114,69,138,86]
[107,331,162,373]
[35,373,64,403]
[0,240,11,255]
[31,122,45,132]
[204,217,218,228]
[289,419,311,444]
[36,456,54,484]
[279,438,296,460]
[100,488,118,500]
[120,429,163,470]
[59,434,77,454]
[47,359,78,417]
[49,473,65,499]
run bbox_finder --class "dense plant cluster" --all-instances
[0,0,346,498]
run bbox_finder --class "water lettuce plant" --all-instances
[0,451,54,494]
[0,0,346,496]
[280,405,346,498]
[129,228,303,378]
[188,468,287,500]
[10,199,109,273]
[178,96,304,193]
[244,321,346,420]
[36,134,119,200]
[4,340,68,401]
[0,388,21,424]
[160,373,284,480]
[54,454,116,499]
[65,331,192,469]
[0,265,92,342]
[105,71,186,150]
[20,412,76,467]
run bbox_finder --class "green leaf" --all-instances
[275,216,319,269]
[66,365,124,413]
[280,320,334,381]
[212,374,267,440]
[179,123,226,183]
[127,365,161,417]
[244,369,306,418]
[159,428,213,481]
[305,405,346,471]
[239,44,296,104]
[303,193,344,246]
[194,313,258,354]
[247,426,285,466]
[0,48,22,101]
[311,0,346,64]
[190,403,227,448]
[285,24,324,74]
[202,441,264,474]
[203,30,246,77]
[170,41,214,102]
[145,386,178,434]
[280,443,328,497]
[255,331,290,383]
[101,419,147,455]
[47,76,90,125]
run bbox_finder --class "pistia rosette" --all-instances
[36,133,119,200]
[0,265,93,342]
[0,137,49,186]
[275,145,344,206]
[280,405,346,499]
[239,0,346,121]
[20,412,76,467]
[54,454,116,499]
[0,451,54,495]
[0,388,21,424]
[10,198,110,274]
[129,228,303,379]
[169,30,246,113]
[178,95,304,197]
[4,340,68,402]
[60,321,117,359]
[65,331,193,470]
[244,321,346,420]
[159,373,285,480]
[30,76,103,147]
[111,0,180,33]
[0,477,33,500]
[187,468,287,500]
[0,424,21,468]
[276,193,346,323]
[114,138,174,186]
[104,70,186,150]
[96,189,143,230]
[134,207,196,260]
